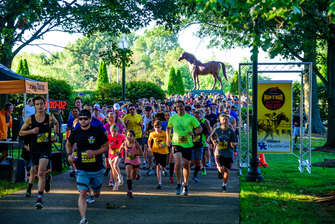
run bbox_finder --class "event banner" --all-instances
[257,81,292,154]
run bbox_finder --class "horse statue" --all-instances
[258,112,289,141]
[178,51,228,90]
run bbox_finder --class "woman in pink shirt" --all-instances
[104,112,125,135]
[108,125,125,191]
[120,129,143,198]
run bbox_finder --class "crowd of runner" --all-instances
[14,91,240,224]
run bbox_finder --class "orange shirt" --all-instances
[0,109,12,140]
[148,130,169,154]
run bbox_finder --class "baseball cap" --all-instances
[113,103,120,110]
[79,109,91,118]
[78,93,83,96]
[94,106,101,111]
[138,99,142,102]
[242,91,246,93]
[94,103,100,108]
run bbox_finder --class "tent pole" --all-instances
[24,93,26,120]
[47,94,49,114]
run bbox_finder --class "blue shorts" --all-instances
[191,147,204,160]
[76,169,103,193]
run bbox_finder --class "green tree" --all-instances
[230,71,239,95]
[175,69,185,95]
[16,59,24,76]
[23,59,29,76]
[97,60,108,89]
[175,0,335,147]
[167,67,177,95]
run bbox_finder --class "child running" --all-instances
[148,120,169,189]
[120,129,143,198]
[107,125,125,191]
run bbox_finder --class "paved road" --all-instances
[0,164,239,224]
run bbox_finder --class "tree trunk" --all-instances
[311,71,326,133]
[325,37,335,147]
[0,54,14,69]
[303,41,326,133]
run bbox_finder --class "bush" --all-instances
[9,75,73,116]
[175,69,185,95]
[167,67,177,95]
[94,81,165,105]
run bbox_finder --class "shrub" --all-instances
[94,81,165,105]
[175,69,185,95]
[167,67,177,95]
[97,60,108,89]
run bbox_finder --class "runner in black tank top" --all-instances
[30,114,52,161]
[19,96,59,209]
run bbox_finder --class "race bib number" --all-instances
[81,152,96,163]
[37,133,49,143]
[178,136,188,144]
[127,155,136,160]
[110,148,119,156]
[218,141,228,150]
[193,134,201,143]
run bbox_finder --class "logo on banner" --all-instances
[262,86,285,110]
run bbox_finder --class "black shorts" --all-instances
[173,145,192,161]
[31,150,51,166]
[0,140,8,152]
[215,156,233,169]
[153,153,167,167]
[125,163,140,169]
[203,147,208,152]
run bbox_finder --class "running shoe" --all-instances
[154,170,157,176]
[45,174,52,192]
[109,180,114,187]
[218,171,223,179]
[113,183,119,191]
[163,171,168,177]
[25,189,31,197]
[127,190,133,198]
[182,184,189,196]
[104,168,110,177]
[175,184,182,195]
[192,177,199,183]
[69,171,76,178]
[79,217,88,224]
[156,184,162,189]
[205,161,211,167]
[169,177,175,183]
[143,163,147,169]
[35,200,43,209]
[202,168,207,175]
[146,168,153,175]
[136,171,141,180]
[86,195,94,203]
[118,175,124,185]
[222,185,228,193]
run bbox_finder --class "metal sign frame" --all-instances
[238,62,312,174]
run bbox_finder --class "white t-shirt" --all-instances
[22,105,35,118]
[142,114,152,132]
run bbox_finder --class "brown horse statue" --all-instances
[178,51,228,90]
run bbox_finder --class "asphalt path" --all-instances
[0,162,239,224]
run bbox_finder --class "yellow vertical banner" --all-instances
[257,81,292,154]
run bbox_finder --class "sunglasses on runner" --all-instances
[129,108,135,111]
[154,126,160,128]
[79,117,89,121]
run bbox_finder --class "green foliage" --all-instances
[167,67,177,95]
[230,71,239,95]
[23,59,29,76]
[97,60,108,89]
[175,69,185,95]
[16,59,24,76]
[94,81,165,105]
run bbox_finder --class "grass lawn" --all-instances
[240,137,335,223]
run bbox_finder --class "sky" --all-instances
[19,24,301,81]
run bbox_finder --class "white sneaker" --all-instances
[86,195,94,203]
[79,217,88,224]
[118,175,124,186]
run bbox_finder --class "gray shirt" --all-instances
[211,127,237,158]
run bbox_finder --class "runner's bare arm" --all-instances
[19,116,36,136]
[134,141,144,156]
[194,125,202,135]
[166,126,172,147]
[117,117,126,130]
[50,115,59,141]
[65,140,75,163]
[86,141,109,158]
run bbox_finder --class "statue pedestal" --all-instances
[189,90,226,98]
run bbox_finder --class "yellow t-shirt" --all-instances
[123,114,143,139]
[148,131,169,154]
